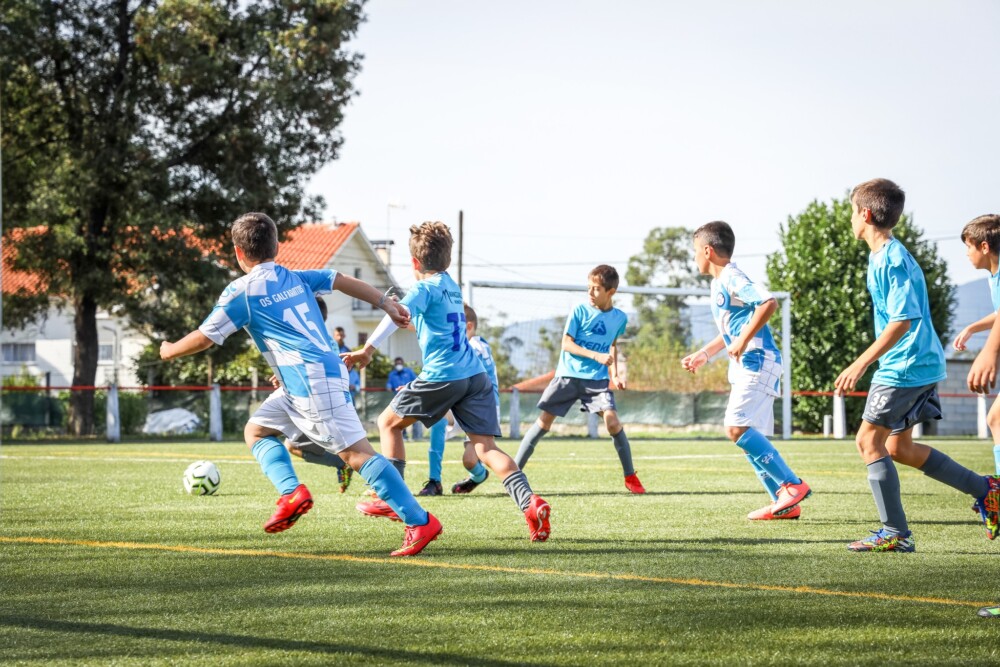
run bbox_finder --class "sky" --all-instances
[307,0,1000,312]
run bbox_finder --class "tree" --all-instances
[1,0,365,434]
[477,314,524,389]
[766,196,955,432]
[623,226,717,390]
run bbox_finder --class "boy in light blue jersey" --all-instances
[345,222,551,542]
[421,304,496,496]
[682,222,811,520]
[160,213,441,557]
[835,179,1000,552]
[514,265,646,494]
[953,215,1000,474]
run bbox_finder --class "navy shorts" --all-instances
[536,377,616,417]
[390,372,501,437]
[862,383,942,435]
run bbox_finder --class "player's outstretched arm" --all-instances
[160,331,214,361]
[969,314,1000,393]
[834,319,911,394]
[681,335,725,373]
[955,312,997,351]
[332,274,410,327]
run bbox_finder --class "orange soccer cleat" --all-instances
[391,513,443,557]
[264,484,314,533]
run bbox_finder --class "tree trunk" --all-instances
[69,293,99,436]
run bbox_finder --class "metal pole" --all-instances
[457,210,464,289]
[781,296,792,440]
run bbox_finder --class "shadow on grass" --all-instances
[0,615,544,666]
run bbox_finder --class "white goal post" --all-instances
[468,280,793,440]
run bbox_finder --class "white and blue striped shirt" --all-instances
[710,263,782,394]
[199,262,352,411]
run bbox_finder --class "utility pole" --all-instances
[457,210,464,289]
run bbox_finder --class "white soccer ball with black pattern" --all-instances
[183,460,221,496]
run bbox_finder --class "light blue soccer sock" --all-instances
[428,418,447,482]
[867,456,908,536]
[358,455,429,527]
[735,428,800,486]
[919,448,990,498]
[993,445,1000,476]
[467,461,488,484]
[745,454,780,501]
[251,437,300,496]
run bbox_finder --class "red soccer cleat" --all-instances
[264,484,313,533]
[355,498,402,522]
[624,473,646,494]
[771,480,811,516]
[747,503,801,520]
[391,513,443,557]
[524,494,551,542]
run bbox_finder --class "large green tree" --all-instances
[766,196,955,432]
[623,226,717,389]
[1,0,365,434]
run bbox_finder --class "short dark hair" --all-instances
[961,215,1000,254]
[693,221,735,258]
[588,265,619,290]
[851,178,905,230]
[316,298,328,321]
[334,326,345,335]
[394,356,404,364]
[409,222,452,272]
[231,212,278,262]
[463,303,478,331]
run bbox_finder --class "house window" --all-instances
[354,268,362,279]
[99,344,114,362]
[358,332,368,346]
[2,343,36,363]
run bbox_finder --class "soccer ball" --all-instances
[183,460,221,496]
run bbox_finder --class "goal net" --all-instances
[467,280,792,439]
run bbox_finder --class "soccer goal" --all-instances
[467,280,792,440]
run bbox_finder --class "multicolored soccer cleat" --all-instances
[978,606,1000,619]
[391,513,443,557]
[418,479,443,496]
[524,494,551,542]
[847,528,915,552]
[771,479,811,515]
[264,484,313,533]
[337,466,353,494]
[451,470,489,494]
[747,503,801,520]
[355,498,402,522]
[972,475,1000,540]
[624,473,646,495]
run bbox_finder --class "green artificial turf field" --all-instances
[2,437,999,665]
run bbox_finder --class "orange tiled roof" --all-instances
[2,222,361,295]
[2,227,48,296]
[277,222,358,270]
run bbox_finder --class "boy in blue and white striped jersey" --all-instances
[682,221,811,521]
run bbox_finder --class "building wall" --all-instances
[1,306,147,387]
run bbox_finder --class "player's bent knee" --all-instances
[725,425,747,442]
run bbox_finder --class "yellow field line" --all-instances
[0,535,989,609]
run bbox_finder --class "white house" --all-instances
[0,222,420,388]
